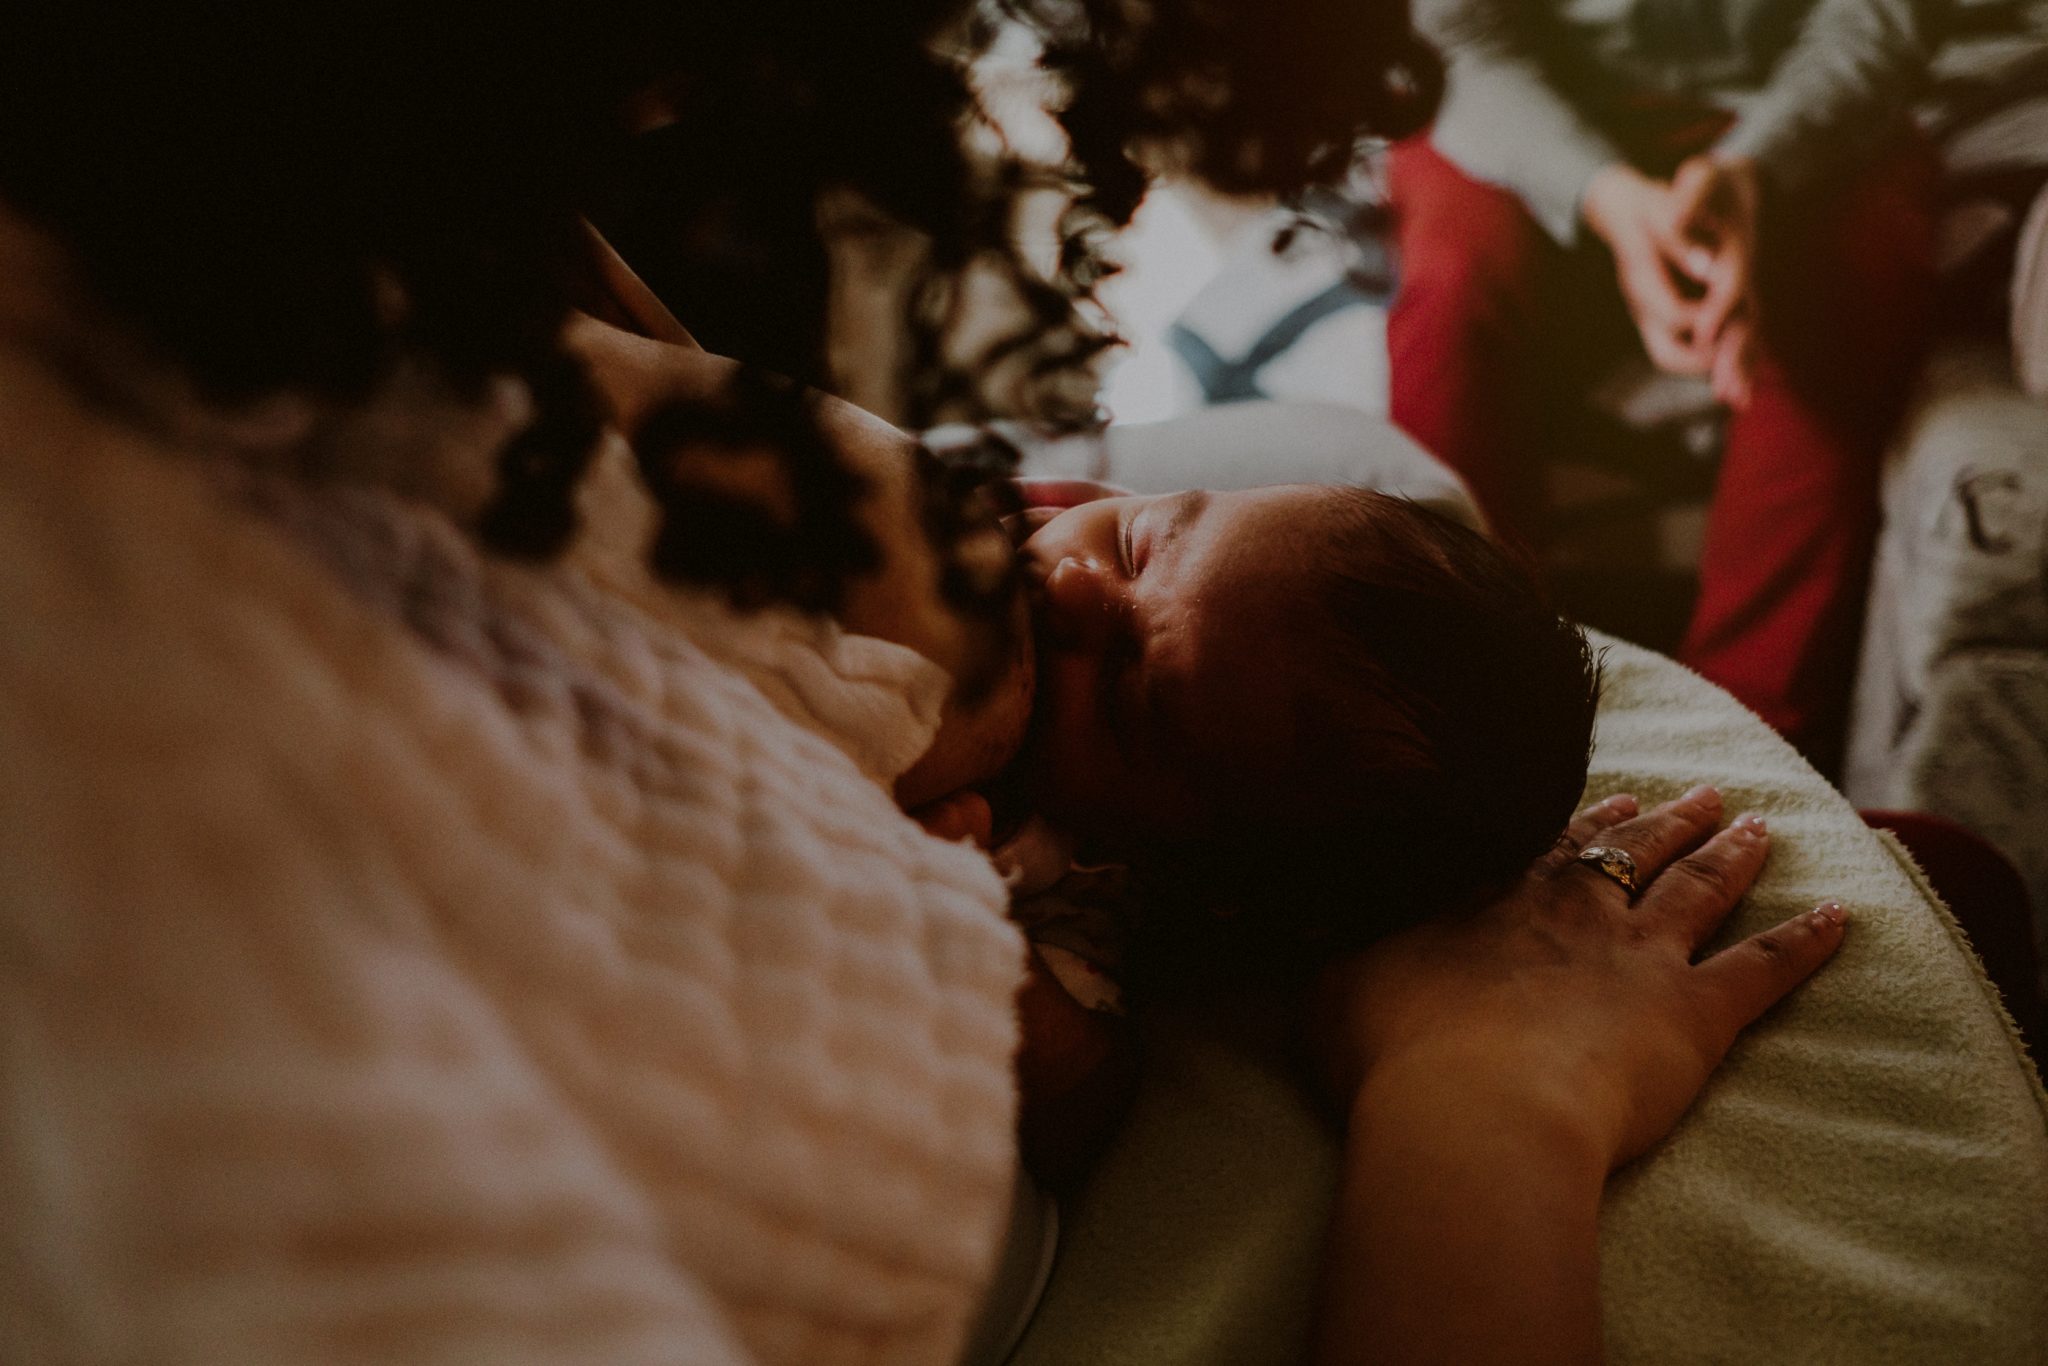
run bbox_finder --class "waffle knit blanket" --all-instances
[0,372,1025,1365]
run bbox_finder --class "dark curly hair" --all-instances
[1,0,1440,673]
[1009,0,1442,224]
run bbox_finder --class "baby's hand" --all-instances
[910,789,995,847]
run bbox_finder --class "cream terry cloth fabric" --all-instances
[1013,634,2048,1365]
[0,368,1024,1366]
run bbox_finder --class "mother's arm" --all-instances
[1307,787,1847,1365]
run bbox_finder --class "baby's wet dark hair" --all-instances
[1131,490,1602,988]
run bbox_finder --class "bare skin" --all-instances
[914,478,1402,849]
[571,320,1847,1361]
[1582,154,1762,408]
[1308,786,1845,1365]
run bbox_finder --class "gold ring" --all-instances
[1576,845,1642,896]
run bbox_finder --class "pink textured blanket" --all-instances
[0,364,1024,1365]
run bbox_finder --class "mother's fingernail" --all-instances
[1812,902,1848,927]
[1732,812,1767,836]
[1605,793,1639,817]
[1682,783,1722,809]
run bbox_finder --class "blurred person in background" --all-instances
[1388,0,1947,773]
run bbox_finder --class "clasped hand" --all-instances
[1582,155,1762,409]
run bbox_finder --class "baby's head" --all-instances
[1013,483,1599,970]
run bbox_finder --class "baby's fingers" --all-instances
[1695,904,1849,1037]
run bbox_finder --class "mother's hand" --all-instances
[1308,787,1847,1365]
[1311,784,1847,1170]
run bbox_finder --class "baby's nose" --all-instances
[1040,555,1124,650]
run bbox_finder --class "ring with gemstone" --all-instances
[1576,844,1642,896]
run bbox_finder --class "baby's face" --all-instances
[1014,484,1346,849]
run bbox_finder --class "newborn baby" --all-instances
[916,482,1600,960]
[904,483,1601,1178]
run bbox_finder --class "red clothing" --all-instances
[1386,135,1938,771]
